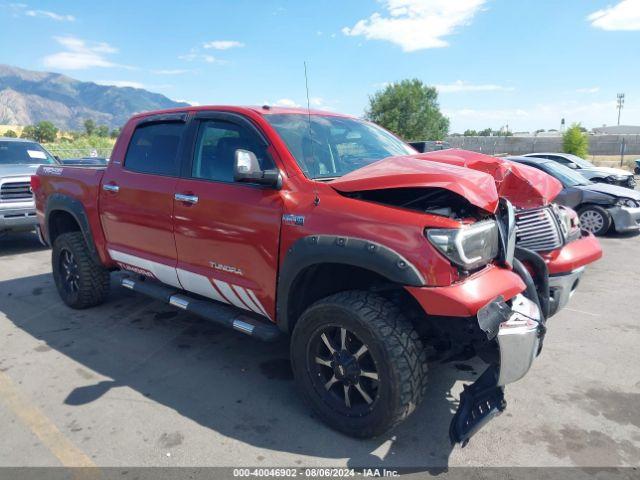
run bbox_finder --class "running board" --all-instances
[120,277,281,342]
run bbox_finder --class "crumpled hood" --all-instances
[329,155,500,212]
[416,149,563,209]
[578,182,640,200]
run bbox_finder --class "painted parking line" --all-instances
[0,370,96,467]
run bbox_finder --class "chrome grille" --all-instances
[0,181,32,201]
[515,206,563,252]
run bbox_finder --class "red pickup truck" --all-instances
[32,106,599,444]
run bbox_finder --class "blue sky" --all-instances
[1,0,639,132]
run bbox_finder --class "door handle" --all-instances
[174,193,199,204]
[103,183,119,193]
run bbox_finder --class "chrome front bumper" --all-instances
[0,205,38,232]
[496,294,542,386]
[548,267,584,317]
[609,206,640,233]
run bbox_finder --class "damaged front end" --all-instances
[449,294,544,446]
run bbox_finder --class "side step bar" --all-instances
[121,277,282,342]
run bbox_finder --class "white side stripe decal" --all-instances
[109,249,271,320]
[213,279,250,311]
[108,249,182,288]
[232,285,263,317]
[247,289,270,319]
[176,268,227,304]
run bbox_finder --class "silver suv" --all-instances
[0,137,59,235]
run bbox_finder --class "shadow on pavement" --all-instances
[0,272,485,472]
[0,231,48,257]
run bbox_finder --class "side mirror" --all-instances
[54,155,61,163]
[566,162,578,169]
[234,149,282,188]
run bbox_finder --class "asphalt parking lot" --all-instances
[0,231,639,470]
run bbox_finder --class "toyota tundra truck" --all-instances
[35,106,569,444]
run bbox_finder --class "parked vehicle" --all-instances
[409,140,451,152]
[509,156,640,236]
[523,152,636,189]
[1,137,59,236]
[413,149,602,317]
[35,106,570,444]
[634,159,640,175]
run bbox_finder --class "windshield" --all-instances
[264,114,415,179]
[0,141,57,165]
[542,161,591,187]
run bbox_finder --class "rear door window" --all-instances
[124,122,185,176]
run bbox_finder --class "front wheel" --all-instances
[52,232,110,309]
[578,205,612,236]
[290,291,427,438]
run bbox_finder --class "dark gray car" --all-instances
[0,137,59,235]
[522,152,636,189]
[508,156,640,236]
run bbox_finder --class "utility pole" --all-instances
[617,93,625,125]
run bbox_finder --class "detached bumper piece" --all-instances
[449,294,543,446]
[609,206,640,233]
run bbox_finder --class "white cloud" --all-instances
[435,80,515,93]
[203,40,244,50]
[179,51,221,64]
[43,36,123,70]
[588,0,640,30]
[9,3,74,21]
[576,87,600,94]
[342,0,487,51]
[272,98,300,108]
[25,9,74,21]
[96,80,145,89]
[152,69,190,75]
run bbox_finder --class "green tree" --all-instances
[562,123,589,158]
[478,128,493,136]
[110,127,121,139]
[33,121,58,143]
[3,129,17,138]
[83,119,96,136]
[463,129,478,136]
[96,125,109,137]
[365,79,449,141]
[21,125,37,140]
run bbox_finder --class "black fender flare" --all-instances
[276,235,425,332]
[45,193,101,264]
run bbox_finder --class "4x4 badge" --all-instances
[283,214,305,226]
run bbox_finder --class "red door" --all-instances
[100,119,186,287]
[173,117,283,320]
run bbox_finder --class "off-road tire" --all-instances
[578,205,612,236]
[52,232,110,309]
[290,290,427,438]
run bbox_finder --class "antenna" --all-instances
[304,61,320,206]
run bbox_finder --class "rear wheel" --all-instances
[578,205,612,236]
[52,232,110,309]
[290,291,427,438]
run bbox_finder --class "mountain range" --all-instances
[0,64,188,130]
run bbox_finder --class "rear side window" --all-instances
[124,122,185,176]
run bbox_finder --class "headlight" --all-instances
[554,205,581,242]
[426,220,499,270]
[616,198,639,208]
[609,174,628,182]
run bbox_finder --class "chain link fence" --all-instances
[446,134,640,166]
[45,147,113,159]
